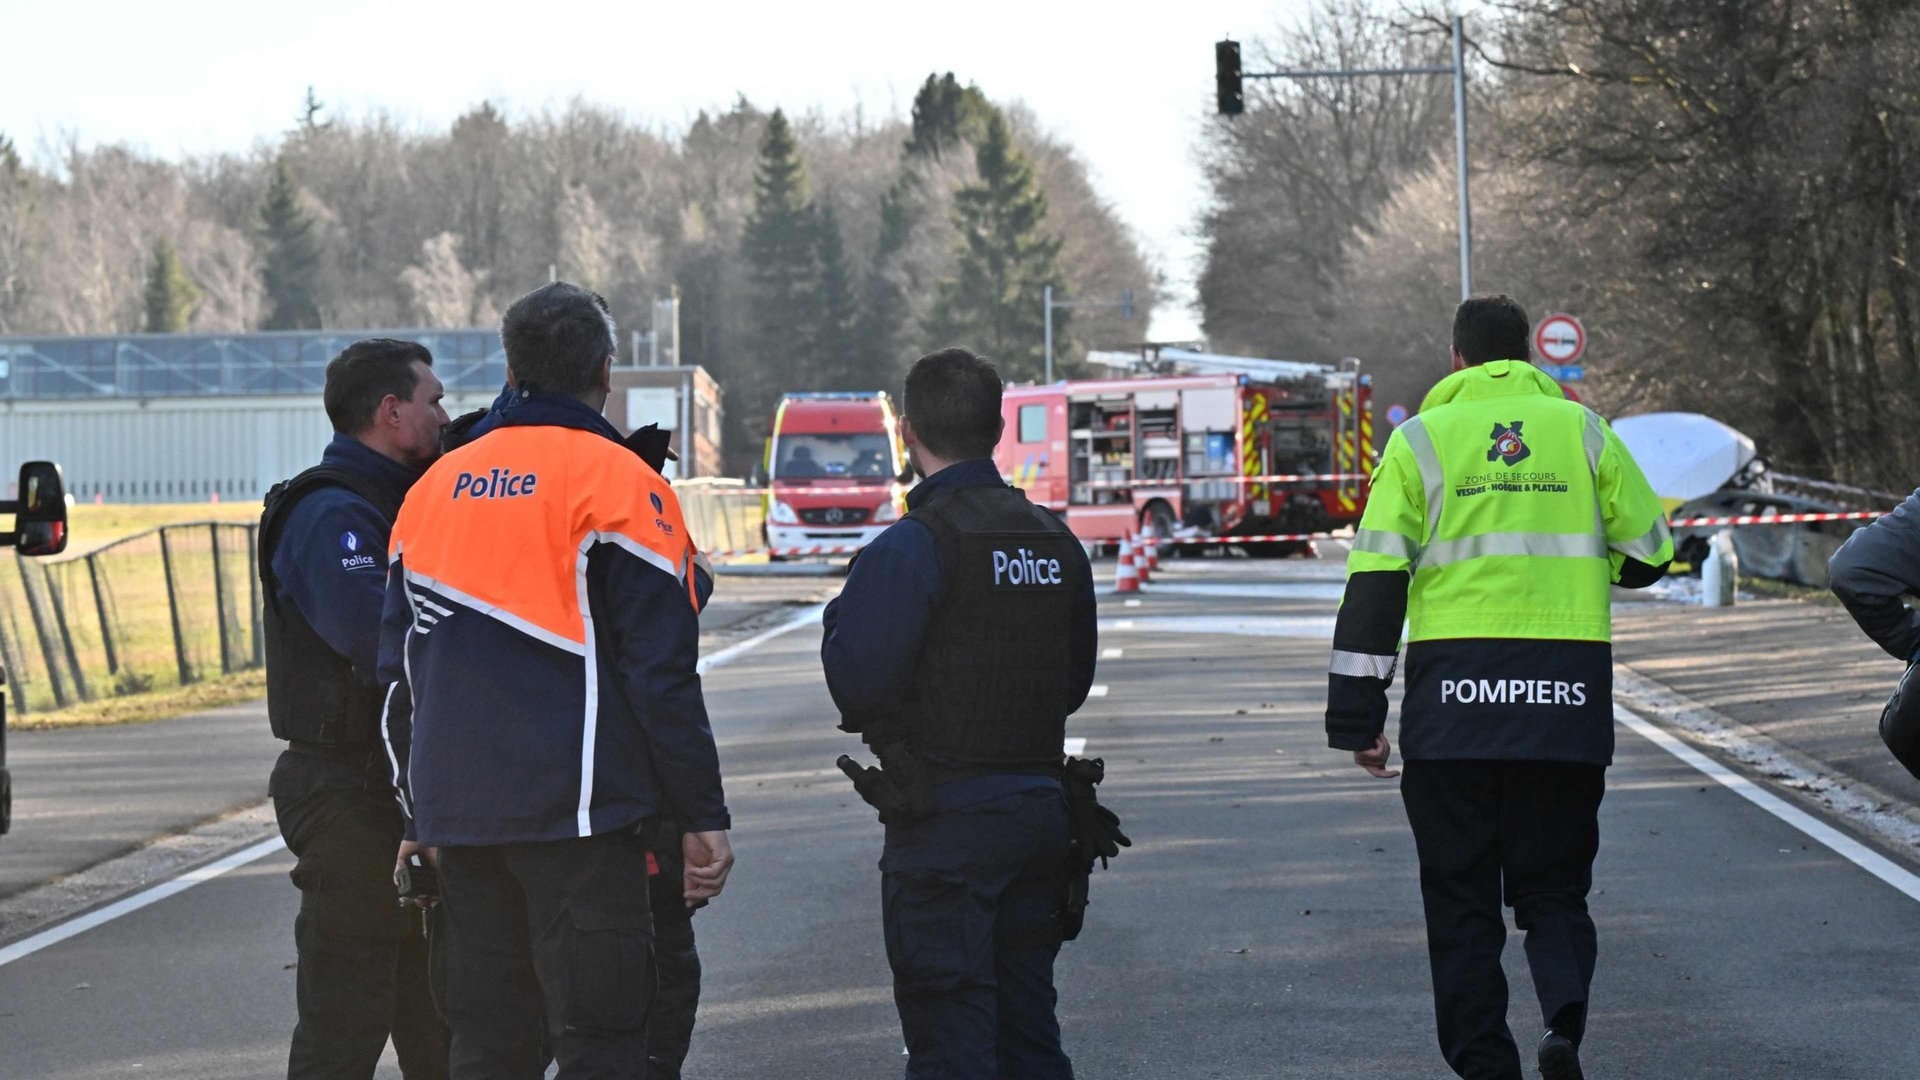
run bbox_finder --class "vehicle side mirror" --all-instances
[6,462,68,557]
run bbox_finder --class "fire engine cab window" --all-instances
[1019,405,1047,444]
[776,434,893,479]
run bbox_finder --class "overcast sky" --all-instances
[0,0,1315,340]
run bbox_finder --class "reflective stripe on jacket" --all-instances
[1327,360,1673,764]
[380,392,728,846]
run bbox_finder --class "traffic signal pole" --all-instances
[1217,16,1475,300]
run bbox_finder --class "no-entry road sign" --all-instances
[1534,313,1586,365]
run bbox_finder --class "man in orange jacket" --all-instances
[380,282,733,1077]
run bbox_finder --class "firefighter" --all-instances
[379,282,733,1077]
[822,347,1117,1079]
[258,338,450,1079]
[1323,296,1672,1080]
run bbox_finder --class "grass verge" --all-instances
[10,669,266,731]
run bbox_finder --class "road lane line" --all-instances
[698,603,828,675]
[1617,705,1920,903]
[1101,648,1123,660]
[1123,598,1142,607]
[0,604,829,971]
[1088,686,1109,698]
[1064,738,1088,755]
[0,836,287,969]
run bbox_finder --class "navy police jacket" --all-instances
[378,391,726,846]
[272,434,420,681]
[821,458,1098,798]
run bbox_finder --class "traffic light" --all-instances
[1216,39,1244,116]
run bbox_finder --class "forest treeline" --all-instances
[1199,0,1920,489]
[0,76,1157,468]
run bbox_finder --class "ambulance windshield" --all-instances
[774,433,894,480]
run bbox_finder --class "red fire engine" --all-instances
[993,354,1374,549]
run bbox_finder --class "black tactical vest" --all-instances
[258,466,404,749]
[898,483,1083,767]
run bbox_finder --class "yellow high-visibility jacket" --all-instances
[1326,360,1672,764]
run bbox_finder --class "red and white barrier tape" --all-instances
[1156,533,1332,546]
[685,484,897,499]
[1083,473,1369,489]
[707,544,867,559]
[681,473,1374,498]
[1669,510,1885,528]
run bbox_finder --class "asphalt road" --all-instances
[3,559,1918,1078]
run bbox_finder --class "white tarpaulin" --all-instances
[1611,412,1758,503]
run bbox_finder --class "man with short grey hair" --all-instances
[381,282,733,1078]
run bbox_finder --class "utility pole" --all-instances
[1217,15,1475,299]
[1044,287,1136,383]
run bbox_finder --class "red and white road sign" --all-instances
[1534,314,1586,364]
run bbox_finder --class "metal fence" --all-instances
[0,492,761,714]
[0,523,259,714]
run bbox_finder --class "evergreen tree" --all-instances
[259,158,323,330]
[852,181,917,385]
[741,109,821,385]
[905,74,992,160]
[925,110,1063,381]
[142,239,200,332]
[811,198,861,388]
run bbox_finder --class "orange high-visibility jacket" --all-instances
[377,394,727,846]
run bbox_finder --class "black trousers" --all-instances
[646,867,702,1080]
[426,853,701,1078]
[882,786,1074,1080]
[437,830,654,1080]
[270,748,449,1080]
[1400,760,1606,1080]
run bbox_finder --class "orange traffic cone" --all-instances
[1142,522,1161,573]
[1132,532,1151,584]
[1113,537,1140,593]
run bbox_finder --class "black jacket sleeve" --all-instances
[1830,488,1920,661]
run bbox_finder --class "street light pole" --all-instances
[1044,284,1054,383]
[1451,15,1473,299]
[1044,286,1136,383]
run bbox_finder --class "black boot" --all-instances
[1537,1031,1584,1080]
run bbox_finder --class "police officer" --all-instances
[822,347,1100,1079]
[431,397,709,1079]
[1324,297,1672,1080]
[379,282,733,1078]
[260,338,451,1079]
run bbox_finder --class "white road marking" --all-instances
[1617,705,1920,903]
[1144,582,1346,601]
[1088,685,1109,698]
[1123,598,1142,607]
[698,603,828,675]
[1064,737,1088,755]
[0,836,287,969]
[0,604,828,971]
[1101,648,1124,660]
[1099,615,1335,639]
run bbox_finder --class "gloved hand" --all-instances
[1062,757,1131,865]
[872,742,936,822]
[441,408,490,453]
[623,423,679,474]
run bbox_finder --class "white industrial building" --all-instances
[0,328,719,503]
